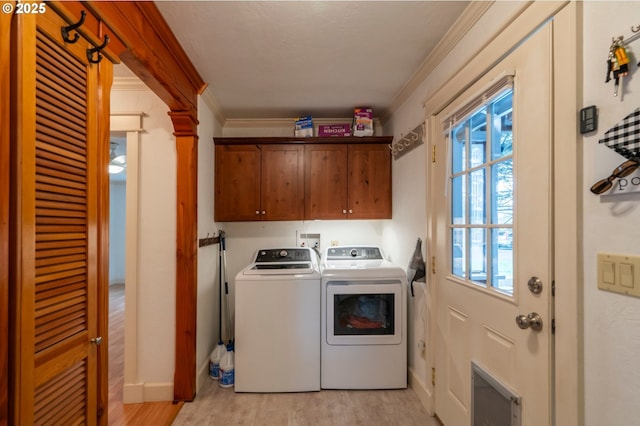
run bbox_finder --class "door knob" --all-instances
[515,312,543,331]
[90,336,103,346]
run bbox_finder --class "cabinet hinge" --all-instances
[431,256,436,274]
[432,145,436,163]
[432,367,436,386]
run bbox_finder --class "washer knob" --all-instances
[279,250,288,258]
[350,248,358,257]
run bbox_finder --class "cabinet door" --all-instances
[304,144,348,220]
[261,145,304,221]
[215,145,261,221]
[348,144,392,219]
[11,9,110,425]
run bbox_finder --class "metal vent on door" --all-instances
[471,362,521,426]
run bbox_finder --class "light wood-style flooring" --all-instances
[109,283,183,425]
[110,283,440,426]
[174,375,441,426]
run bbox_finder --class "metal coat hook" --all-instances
[87,35,109,64]
[632,25,640,33]
[61,10,86,44]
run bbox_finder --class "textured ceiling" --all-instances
[152,1,470,120]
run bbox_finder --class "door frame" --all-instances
[423,2,581,425]
[108,114,144,402]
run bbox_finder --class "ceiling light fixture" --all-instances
[109,142,127,174]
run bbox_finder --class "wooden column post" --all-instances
[169,110,199,402]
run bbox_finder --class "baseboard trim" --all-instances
[408,367,434,415]
[123,383,144,404]
[123,382,174,403]
[197,357,212,393]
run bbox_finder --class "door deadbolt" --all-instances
[528,276,543,294]
[515,312,543,331]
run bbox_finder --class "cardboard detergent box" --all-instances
[318,124,351,137]
[294,116,314,137]
[353,107,374,136]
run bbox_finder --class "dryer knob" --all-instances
[350,248,358,257]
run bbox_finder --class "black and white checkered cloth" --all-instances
[599,107,640,160]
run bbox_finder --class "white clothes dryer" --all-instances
[235,247,321,392]
[320,246,407,389]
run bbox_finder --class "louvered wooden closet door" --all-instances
[12,10,105,425]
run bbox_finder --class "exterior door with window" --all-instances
[432,24,552,425]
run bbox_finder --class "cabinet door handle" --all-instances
[261,211,266,215]
[348,209,353,214]
[342,209,347,214]
[255,210,260,215]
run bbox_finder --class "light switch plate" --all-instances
[597,253,640,298]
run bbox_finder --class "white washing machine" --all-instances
[321,246,407,389]
[235,247,321,392]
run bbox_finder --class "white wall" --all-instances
[111,88,177,399]
[196,91,224,390]
[109,181,126,284]
[582,3,640,424]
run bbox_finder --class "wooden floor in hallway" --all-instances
[108,283,183,425]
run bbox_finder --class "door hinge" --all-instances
[552,280,556,297]
[431,256,436,274]
[432,367,436,386]
[551,318,556,334]
[432,145,436,163]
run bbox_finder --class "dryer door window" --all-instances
[326,281,402,345]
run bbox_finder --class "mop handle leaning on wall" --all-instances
[217,230,225,344]
[221,233,233,344]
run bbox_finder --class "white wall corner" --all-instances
[197,357,212,394]
[383,0,495,122]
[201,86,227,127]
[408,366,434,415]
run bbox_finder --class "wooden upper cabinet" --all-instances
[215,144,304,221]
[215,145,261,221]
[304,144,349,219]
[347,144,392,219]
[305,144,391,220]
[215,137,392,222]
[261,145,304,221]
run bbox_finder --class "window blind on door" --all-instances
[441,72,515,134]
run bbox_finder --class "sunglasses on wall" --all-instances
[590,159,639,194]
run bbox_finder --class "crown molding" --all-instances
[111,76,149,92]
[200,87,227,126]
[224,117,381,129]
[382,0,494,122]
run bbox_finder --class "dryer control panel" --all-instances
[325,246,383,260]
